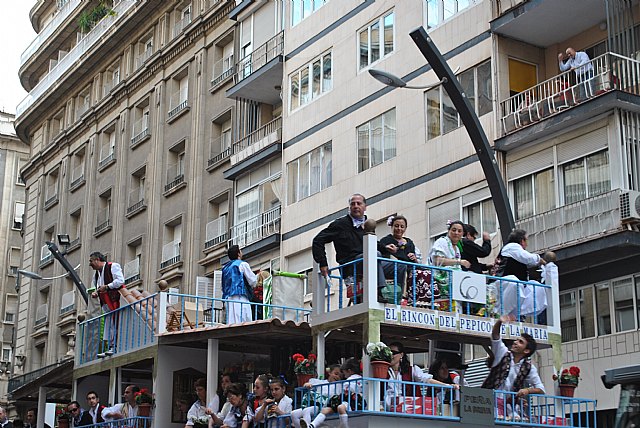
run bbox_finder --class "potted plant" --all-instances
[366,342,393,379]
[77,2,116,33]
[292,352,317,385]
[135,388,154,417]
[189,415,210,428]
[56,405,70,428]
[554,366,580,397]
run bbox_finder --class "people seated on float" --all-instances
[209,383,253,428]
[428,358,468,403]
[254,377,292,424]
[215,373,236,425]
[461,224,492,274]
[491,229,547,320]
[386,343,457,411]
[301,358,363,428]
[185,378,218,428]
[380,215,421,285]
[250,374,272,416]
[292,365,342,428]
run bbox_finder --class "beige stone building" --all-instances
[11,0,640,425]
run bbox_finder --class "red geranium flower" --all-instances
[308,353,317,362]
[569,367,579,376]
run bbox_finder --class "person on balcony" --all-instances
[186,378,219,428]
[461,224,492,274]
[222,245,257,324]
[312,193,392,303]
[102,384,140,421]
[482,314,545,419]
[25,408,49,428]
[85,391,106,425]
[558,48,594,99]
[89,251,124,358]
[291,364,342,428]
[209,383,253,428]
[380,215,423,301]
[67,401,92,427]
[386,342,457,412]
[254,377,292,424]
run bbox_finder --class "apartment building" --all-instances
[0,112,28,407]
[11,0,640,426]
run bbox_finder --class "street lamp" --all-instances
[368,69,448,90]
[369,27,515,243]
[15,264,82,292]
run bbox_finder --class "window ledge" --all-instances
[126,200,147,218]
[130,129,151,149]
[44,196,59,210]
[167,103,190,123]
[163,178,186,196]
[69,176,86,192]
[97,155,116,172]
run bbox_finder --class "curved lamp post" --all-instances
[369,27,515,243]
[15,264,82,294]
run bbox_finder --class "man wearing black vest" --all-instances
[482,314,545,418]
[89,251,124,358]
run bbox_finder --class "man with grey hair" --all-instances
[0,406,14,428]
[312,193,393,303]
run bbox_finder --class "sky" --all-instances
[0,3,37,115]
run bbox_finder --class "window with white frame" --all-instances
[169,70,189,118]
[290,51,332,111]
[69,208,81,248]
[13,202,25,230]
[161,219,182,267]
[51,108,65,139]
[174,3,192,37]
[287,142,332,204]
[512,168,555,220]
[464,198,497,234]
[358,11,394,70]
[166,141,186,190]
[8,247,20,276]
[205,194,229,248]
[45,168,59,205]
[357,108,396,172]
[16,158,26,185]
[427,61,492,139]
[212,37,234,86]
[3,295,16,324]
[95,189,112,233]
[125,237,143,284]
[131,99,151,146]
[70,147,86,188]
[103,60,121,96]
[128,166,146,213]
[562,150,610,205]
[291,0,327,26]
[209,111,232,163]
[76,85,91,120]
[425,0,477,29]
[137,33,154,68]
[99,126,116,166]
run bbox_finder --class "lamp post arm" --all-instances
[45,241,88,304]
[409,27,515,243]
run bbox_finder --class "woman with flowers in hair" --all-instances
[428,221,471,302]
[380,215,420,284]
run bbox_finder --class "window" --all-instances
[131,100,151,147]
[512,168,555,220]
[560,292,578,342]
[359,11,394,70]
[125,237,143,284]
[212,38,234,86]
[205,195,229,248]
[291,0,327,26]
[76,86,91,120]
[68,208,81,248]
[357,109,396,172]
[128,166,146,214]
[137,33,154,68]
[1,348,10,362]
[290,51,332,111]
[45,168,59,206]
[16,158,25,185]
[8,247,20,276]
[166,141,186,192]
[95,190,112,235]
[209,111,232,165]
[70,147,86,189]
[287,142,332,203]
[50,108,65,139]
[168,70,189,119]
[612,278,635,332]
[464,199,496,233]
[3,295,16,325]
[427,61,492,139]
[103,60,121,96]
[174,3,191,37]
[99,126,116,168]
[161,219,182,268]
[562,150,610,205]
[13,202,25,230]
[425,0,476,29]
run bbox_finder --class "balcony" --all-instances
[164,162,185,194]
[204,215,228,249]
[124,258,141,285]
[130,116,150,148]
[168,91,189,121]
[161,239,181,269]
[211,54,234,89]
[226,31,284,104]
[498,52,640,149]
[16,0,137,118]
[224,117,282,180]
[35,303,48,327]
[39,244,53,267]
[98,151,115,170]
[173,14,192,38]
[230,205,281,248]
[20,0,83,67]
[136,48,154,69]
[127,186,146,216]
[94,208,111,236]
[207,135,231,168]
[60,290,75,315]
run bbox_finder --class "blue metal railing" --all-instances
[81,416,152,427]
[77,293,159,364]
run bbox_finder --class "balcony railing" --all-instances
[205,215,227,249]
[124,258,140,285]
[20,0,83,64]
[165,162,185,192]
[208,135,231,166]
[230,205,281,247]
[131,116,150,146]
[211,54,234,87]
[161,239,181,269]
[81,417,152,428]
[8,360,69,393]
[17,0,136,118]
[40,244,53,265]
[95,208,111,235]
[173,14,192,38]
[60,290,75,315]
[75,100,90,119]
[77,292,159,365]
[168,91,188,119]
[98,151,115,168]
[234,31,284,84]
[233,116,282,154]
[136,48,153,69]
[35,303,48,326]
[501,52,640,134]
[127,186,145,214]
[516,188,625,253]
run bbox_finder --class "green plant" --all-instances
[292,353,317,375]
[365,342,393,363]
[134,388,154,405]
[556,366,580,386]
[77,2,116,33]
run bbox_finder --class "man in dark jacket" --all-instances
[312,194,392,302]
[461,224,492,274]
[67,401,92,427]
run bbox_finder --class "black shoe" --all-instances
[377,291,389,304]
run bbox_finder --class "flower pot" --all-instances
[138,403,152,417]
[371,360,391,379]
[297,373,313,386]
[559,384,576,397]
[58,419,70,428]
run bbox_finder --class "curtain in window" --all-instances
[587,151,610,196]
[383,109,396,162]
[563,159,586,204]
[534,169,555,214]
[370,115,383,167]
[514,176,533,219]
[357,123,370,172]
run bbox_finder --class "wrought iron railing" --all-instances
[232,116,282,154]
[230,205,281,247]
[234,31,284,84]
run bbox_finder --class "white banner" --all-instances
[452,270,487,304]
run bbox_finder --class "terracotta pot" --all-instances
[297,373,313,386]
[138,402,152,417]
[57,419,70,428]
[559,384,576,397]
[371,360,391,379]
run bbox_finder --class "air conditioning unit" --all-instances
[619,190,640,223]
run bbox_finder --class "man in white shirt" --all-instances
[558,47,595,98]
[221,245,257,324]
[86,391,105,424]
[102,385,139,421]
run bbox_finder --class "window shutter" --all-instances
[428,199,460,238]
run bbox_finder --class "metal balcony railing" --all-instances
[516,188,625,253]
[232,116,282,154]
[173,14,191,38]
[136,48,153,69]
[208,135,231,166]
[98,150,115,168]
[501,52,640,134]
[168,91,188,119]
[95,208,111,234]
[127,185,144,212]
[17,0,136,118]
[165,162,184,192]
[60,290,75,315]
[230,205,281,247]
[211,54,234,87]
[205,215,227,249]
[234,31,284,84]
[124,258,140,285]
[8,360,69,393]
[20,0,83,64]
[161,239,181,268]
[131,116,150,146]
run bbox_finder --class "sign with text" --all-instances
[460,386,494,426]
[452,270,487,304]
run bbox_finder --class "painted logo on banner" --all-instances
[452,270,487,304]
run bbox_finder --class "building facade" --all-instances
[12,0,640,425]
